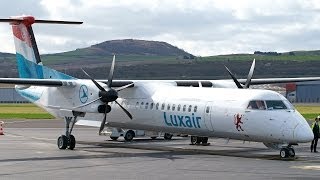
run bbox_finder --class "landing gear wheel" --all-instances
[196,136,202,144]
[164,133,173,140]
[288,147,295,158]
[190,136,197,145]
[68,135,76,150]
[124,130,135,141]
[280,148,289,158]
[58,135,68,150]
[110,136,119,141]
[201,137,210,146]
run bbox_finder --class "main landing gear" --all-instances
[280,145,295,159]
[57,112,84,150]
[190,136,210,146]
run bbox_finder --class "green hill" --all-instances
[2,42,320,79]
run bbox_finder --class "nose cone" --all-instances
[294,124,314,143]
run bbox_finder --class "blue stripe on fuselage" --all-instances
[16,88,41,102]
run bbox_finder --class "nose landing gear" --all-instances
[280,146,295,159]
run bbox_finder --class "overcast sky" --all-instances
[1,0,320,56]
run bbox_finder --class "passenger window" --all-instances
[183,105,186,112]
[145,102,149,109]
[266,100,287,110]
[161,103,165,110]
[177,104,181,111]
[194,106,197,112]
[188,105,192,112]
[140,102,144,109]
[247,100,266,110]
[172,104,176,111]
[150,103,154,110]
[156,103,159,110]
[206,106,210,113]
[136,102,139,108]
[167,104,171,110]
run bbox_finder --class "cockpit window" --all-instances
[284,100,295,110]
[247,100,266,110]
[265,100,287,110]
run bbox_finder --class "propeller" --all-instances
[81,55,133,134]
[224,59,256,89]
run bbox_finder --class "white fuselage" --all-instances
[16,80,314,144]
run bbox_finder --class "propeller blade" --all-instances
[224,65,243,89]
[73,97,102,109]
[115,100,133,119]
[107,55,116,88]
[115,83,134,92]
[81,68,106,91]
[99,108,107,135]
[244,59,255,89]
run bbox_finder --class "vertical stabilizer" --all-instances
[11,16,43,78]
[0,16,82,79]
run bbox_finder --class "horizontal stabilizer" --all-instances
[0,17,82,25]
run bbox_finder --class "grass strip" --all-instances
[0,113,54,119]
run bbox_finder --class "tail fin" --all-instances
[0,16,82,79]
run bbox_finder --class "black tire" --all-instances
[110,136,119,141]
[196,137,202,144]
[57,135,68,150]
[164,133,173,140]
[280,148,289,158]
[190,136,197,145]
[68,135,76,150]
[288,148,295,158]
[151,136,157,139]
[124,130,135,141]
[201,137,208,144]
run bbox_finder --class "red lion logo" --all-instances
[234,113,244,131]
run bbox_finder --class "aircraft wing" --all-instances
[0,77,319,88]
[0,78,133,87]
[240,77,320,85]
[0,78,68,86]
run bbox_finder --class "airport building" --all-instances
[286,81,320,103]
[0,87,28,103]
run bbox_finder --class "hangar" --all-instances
[286,81,320,103]
[0,87,28,103]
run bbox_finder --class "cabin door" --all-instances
[204,102,214,131]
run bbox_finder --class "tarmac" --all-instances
[1,119,320,180]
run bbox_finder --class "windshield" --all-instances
[265,100,287,110]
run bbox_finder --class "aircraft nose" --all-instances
[294,124,314,143]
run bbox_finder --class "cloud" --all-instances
[0,0,320,56]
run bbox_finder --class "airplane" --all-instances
[0,15,317,159]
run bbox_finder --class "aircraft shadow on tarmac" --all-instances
[76,139,285,161]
